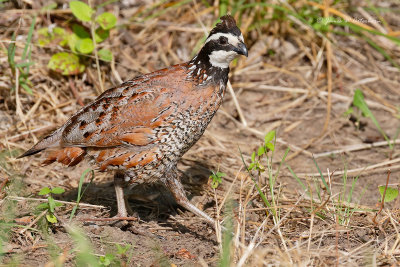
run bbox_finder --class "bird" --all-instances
[19,15,248,227]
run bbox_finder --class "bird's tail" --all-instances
[18,127,63,158]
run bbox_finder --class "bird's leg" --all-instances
[113,172,135,218]
[162,167,216,227]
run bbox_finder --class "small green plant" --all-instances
[247,130,276,174]
[241,130,289,222]
[38,1,117,75]
[378,185,399,203]
[98,253,115,266]
[346,89,393,149]
[69,227,99,266]
[209,171,226,189]
[36,186,65,224]
[98,244,132,266]
[332,164,364,226]
[7,16,36,94]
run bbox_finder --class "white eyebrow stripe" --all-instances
[239,33,244,43]
[205,32,240,46]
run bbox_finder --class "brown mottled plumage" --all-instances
[19,15,247,227]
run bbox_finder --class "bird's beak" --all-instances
[235,41,248,57]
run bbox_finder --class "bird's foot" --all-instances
[110,213,139,228]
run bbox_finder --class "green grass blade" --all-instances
[7,33,16,69]
[286,164,307,192]
[312,157,331,195]
[219,0,229,16]
[22,16,36,61]
[219,199,233,267]
[69,168,94,222]
[353,89,392,149]
[20,83,33,94]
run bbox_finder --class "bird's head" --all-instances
[195,15,248,69]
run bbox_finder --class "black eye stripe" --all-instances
[219,36,228,44]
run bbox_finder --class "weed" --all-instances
[210,171,226,189]
[69,227,99,266]
[241,131,289,222]
[36,186,65,224]
[98,243,133,266]
[39,1,117,76]
[378,186,398,202]
[7,16,36,94]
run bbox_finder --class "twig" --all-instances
[5,196,106,209]
[373,169,391,224]
[19,209,47,234]
[314,139,400,158]
[296,157,400,178]
[69,78,84,106]
[227,80,247,127]
[111,56,123,84]
[0,178,9,195]
[78,216,138,222]
[4,125,54,143]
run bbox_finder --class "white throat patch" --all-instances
[209,50,238,68]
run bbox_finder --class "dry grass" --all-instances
[1,0,400,266]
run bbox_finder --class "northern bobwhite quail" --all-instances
[19,15,247,227]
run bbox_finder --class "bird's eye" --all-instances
[219,36,228,45]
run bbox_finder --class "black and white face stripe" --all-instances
[205,32,244,46]
[205,32,246,68]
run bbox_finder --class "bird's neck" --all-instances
[187,49,229,86]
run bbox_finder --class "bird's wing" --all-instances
[61,65,188,148]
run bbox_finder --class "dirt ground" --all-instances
[1,0,400,266]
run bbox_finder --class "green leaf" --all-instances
[36,203,50,210]
[55,201,63,207]
[116,244,131,255]
[344,106,353,116]
[40,2,57,11]
[247,162,255,170]
[211,180,219,189]
[95,27,109,43]
[48,52,85,75]
[37,26,69,46]
[76,38,94,54]
[38,187,51,195]
[353,89,371,118]
[265,142,275,151]
[216,172,226,178]
[95,12,117,30]
[251,151,256,162]
[51,187,65,194]
[257,146,265,156]
[98,48,112,62]
[20,83,33,95]
[46,213,58,223]
[72,24,90,38]
[48,197,56,212]
[264,130,276,144]
[70,1,94,22]
[379,186,399,202]
[68,33,79,53]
